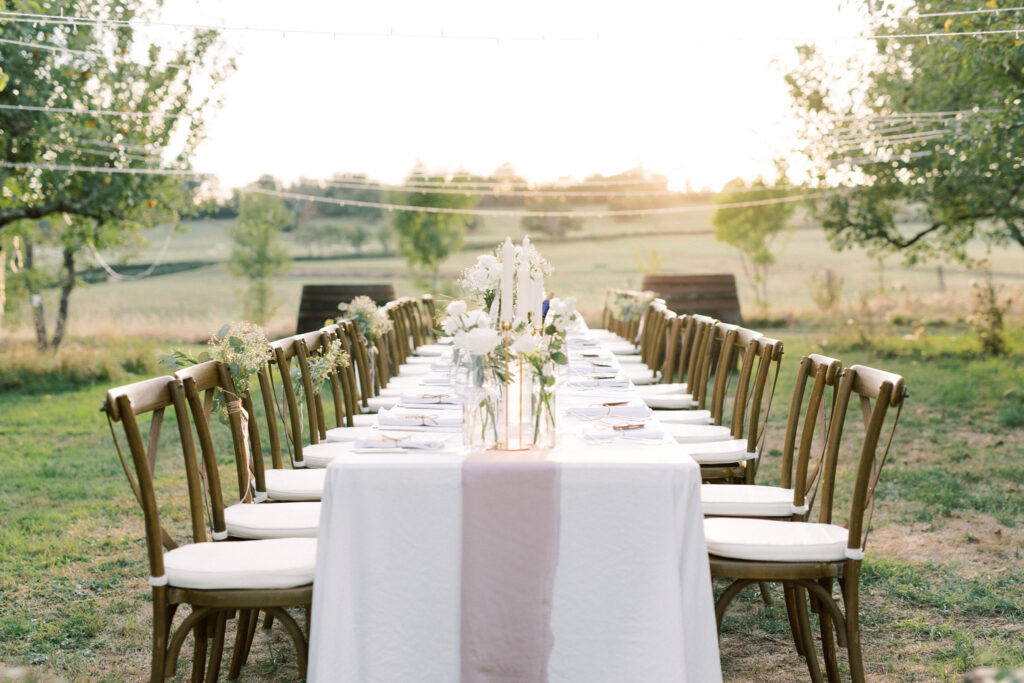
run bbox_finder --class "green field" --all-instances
[6,210,1021,342]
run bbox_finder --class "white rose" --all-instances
[510,333,538,354]
[454,327,501,355]
[446,300,468,317]
[462,309,491,330]
[441,315,459,335]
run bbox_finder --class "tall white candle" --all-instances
[500,237,514,323]
[516,253,531,322]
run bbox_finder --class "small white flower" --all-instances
[462,309,491,329]
[454,327,501,355]
[446,300,468,317]
[510,333,538,354]
[441,316,460,335]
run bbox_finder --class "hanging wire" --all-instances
[0,103,190,119]
[0,36,189,69]
[0,9,1021,44]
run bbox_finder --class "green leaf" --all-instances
[229,336,244,353]
[197,351,212,363]
[158,354,179,371]
[217,324,230,340]
[551,351,568,365]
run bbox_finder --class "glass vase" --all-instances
[530,367,558,449]
[452,352,498,453]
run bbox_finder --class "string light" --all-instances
[0,36,188,69]
[0,103,189,119]
[324,178,688,198]
[1,10,1021,44]
[242,187,834,218]
[0,160,206,177]
[910,6,1024,19]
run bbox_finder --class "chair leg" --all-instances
[843,570,867,683]
[241,608,260,666]
[793,585,824,683]
[205,612,228,682]
[191,617,208,683]
[227,609,253,680]
[264,607,309,679]
[818,579,842,683]
[714,579,755,632]
[150,590,170,683]
[758,581,773,606]
[263,611,275,630]
[783,583,806,657]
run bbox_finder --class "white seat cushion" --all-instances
[365,395,398,413]
[638,383,688,396]
[351,414,378,427]
[627,369,661,385]
[665,423,733,444]
[615,355,646,364]
[704,517,850,562]
[652,409,711,424]
[396,364,433,375]
[681,439,757,465]
[700,484,795,517]
[644,393,697,410]
[605,343,640,355]
[303,441,357,468]
[413,344,447,356]
[224,501,320,539]
[163,538,317,590]
[264,469,326,501]
[326,426,376,442]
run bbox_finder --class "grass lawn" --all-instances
[1,326,1022,681]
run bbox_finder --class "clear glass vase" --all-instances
[452,352,498,453]
[530,366,558,449]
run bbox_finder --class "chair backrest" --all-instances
[104,375,213,584]
[777,354,843,508]
[174,360,263,504]
[421,294,438,339]
[812,364,907,554]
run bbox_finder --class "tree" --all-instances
[520,197,584,239]
[348,224,369,253]
[228,194,292,326]
[0,0,231,349]
[712,177,794,307]
[786,4,1024,263]
[391,174,477,290]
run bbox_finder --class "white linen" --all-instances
[308,325,722,683]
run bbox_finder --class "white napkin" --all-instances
[354,433,448,450]
[567,377,630,389]
[569,351,614,361]
[377,407,462,428]
[567,405,653,419]
[430,360,453,372]
[419,375,451,386]
[582,422,665,442]
[400,392,462,405]
[569,363,618,375]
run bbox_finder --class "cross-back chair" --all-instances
[103,375,314,682]
[704,364,908,682]
[173,360,321,537]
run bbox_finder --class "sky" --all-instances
[151,0,872,192]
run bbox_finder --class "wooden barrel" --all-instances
[296,283,396,334]
[641,274,742,324]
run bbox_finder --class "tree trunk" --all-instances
[24,239,48,351]
[51,246,76,350]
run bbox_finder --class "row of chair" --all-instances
[595,291,908,683]
[102,294,446,681]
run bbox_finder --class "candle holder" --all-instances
[492,322,531,452]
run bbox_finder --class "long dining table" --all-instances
[307,327,722,682]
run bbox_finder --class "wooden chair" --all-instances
[704,364,908,682]
[700,353,843,519]
[643,315,720,412]
[103,376,314,682]
[173,360,321,536]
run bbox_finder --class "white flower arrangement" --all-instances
[339,296,393,342]
[544,296,581,334]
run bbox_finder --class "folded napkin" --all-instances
[569,363,618,375]
[567,405,653,420]
[377,407,463,428]
[400,392,462,405]
[567,377,630,389]
[419,375,451,386]
[354,433,448,450]
[569,351,614,361]
[430,360,454,372]
[582,421,665,442]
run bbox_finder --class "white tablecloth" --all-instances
[308,335,722,682]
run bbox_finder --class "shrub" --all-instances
[0,337,163,393]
